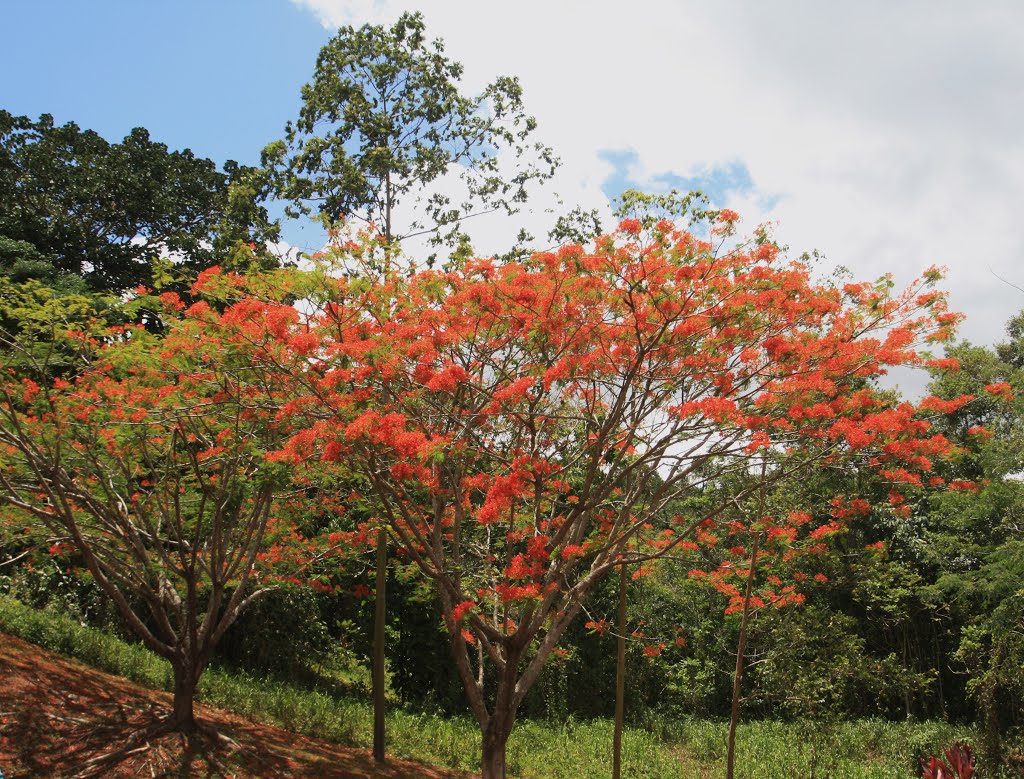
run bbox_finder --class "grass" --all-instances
[654,718,978,778]
[0,595,980,778]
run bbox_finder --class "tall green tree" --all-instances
[263,11,558,251]
[922,316,1024,764]
[0,110,277,292]
[265,15,556,762]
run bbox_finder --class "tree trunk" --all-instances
[901,625,912,718]
[478,644,524,779]
[373,527,388,763]
[726,532,760,779]
[171,662,199,733]
[480,714,513,779]
[612,562,627,779]
[934,626,946,717]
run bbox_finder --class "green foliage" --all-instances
[0,109,278,291]
[0,558,125,635]
[0,237,87,294]
[919,316,1024,764]
[264,11,557,249]
[746,606,919,720]
[0,594,173,688]
[387,576,469,715]
[215,587,336,676]
[613,188,717,229]
[544,188,719,253]
[0,274,116,379]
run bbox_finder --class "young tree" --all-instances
[252,209,965,778]
[0,284,295,736]
[264,11,557,251]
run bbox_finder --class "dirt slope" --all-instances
[0,632,471,778]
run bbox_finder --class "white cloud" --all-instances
[289,0,1024,355]
[288,0,393,28]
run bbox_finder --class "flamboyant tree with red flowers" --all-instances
[198,209,965,777]
[0,283,303,737]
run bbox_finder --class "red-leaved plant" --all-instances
[922,742,975,779]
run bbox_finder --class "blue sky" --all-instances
[599,150,779,215]
[2,1,326,167]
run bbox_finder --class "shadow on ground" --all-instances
[0,632,470,778]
